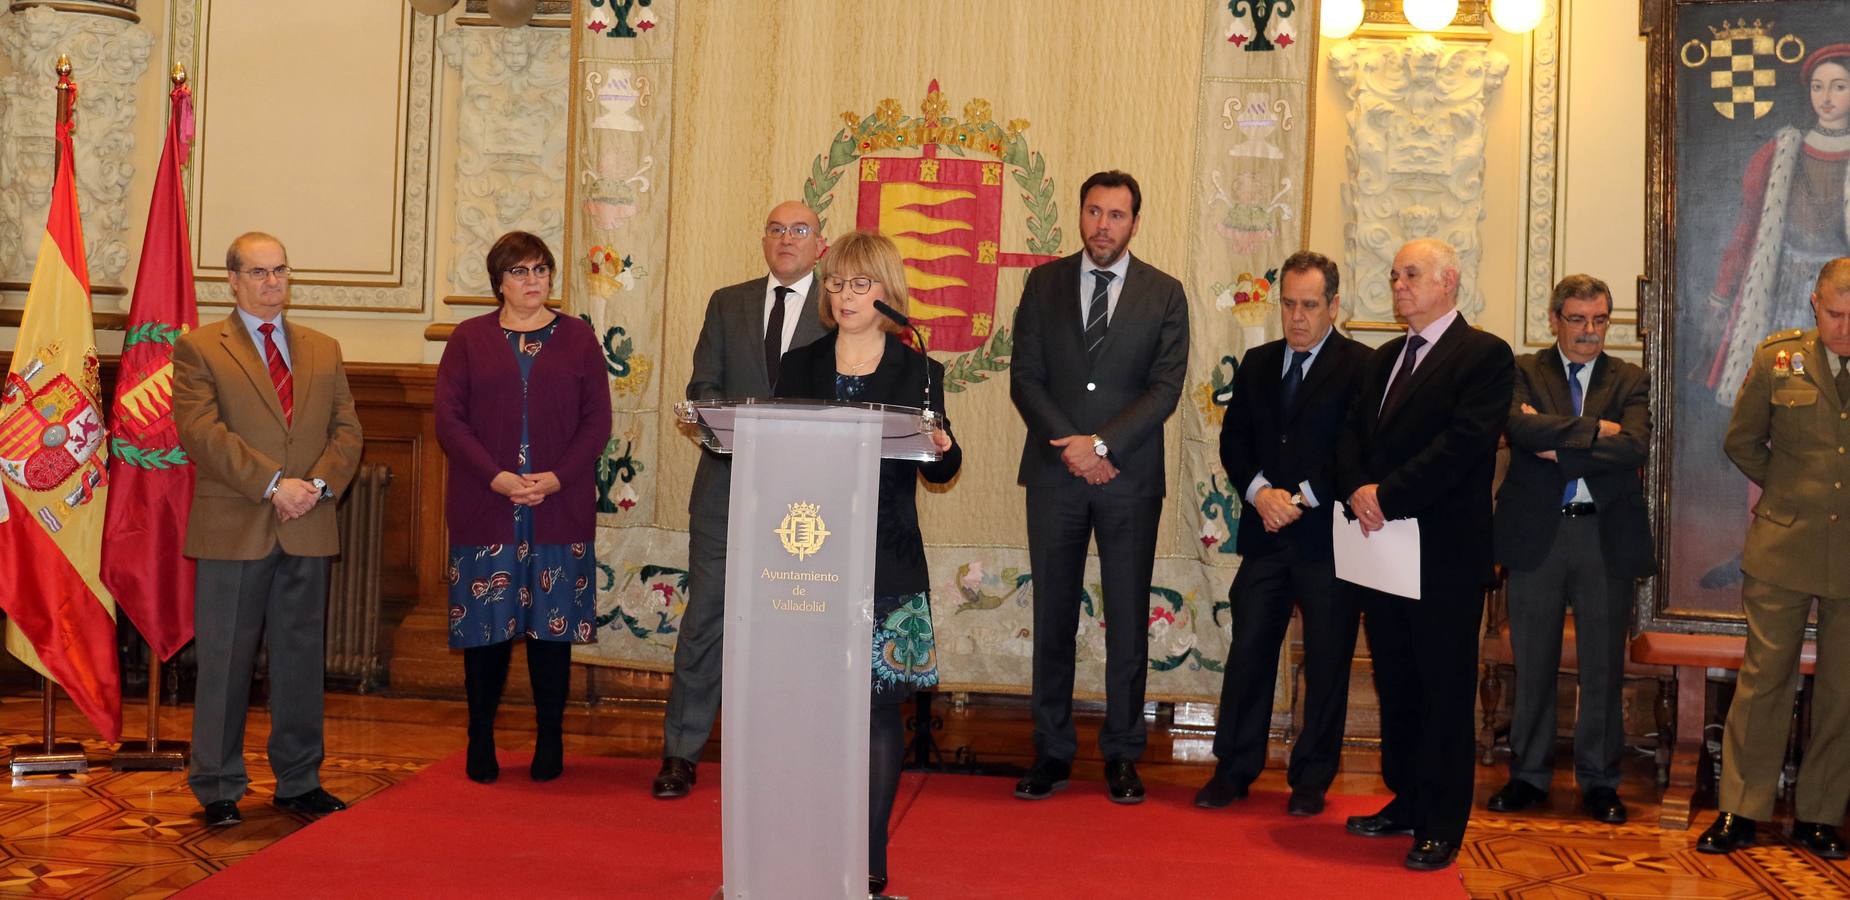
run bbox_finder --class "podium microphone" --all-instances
[873,299,937,427]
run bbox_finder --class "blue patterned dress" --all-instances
[447,320,600,649]
[836,372,940,703]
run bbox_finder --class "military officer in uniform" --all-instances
[1700,257,1850,859]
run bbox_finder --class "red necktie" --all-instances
[259,322,293,424]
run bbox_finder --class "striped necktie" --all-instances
[1084,269,1115,363]
[259,322,293,424]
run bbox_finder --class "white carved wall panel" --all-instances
[1329,35,1509,324]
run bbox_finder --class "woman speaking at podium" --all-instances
[773,229,960,895]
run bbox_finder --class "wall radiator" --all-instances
[326,462,392,692]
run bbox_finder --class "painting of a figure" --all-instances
[1665,2,1849,619]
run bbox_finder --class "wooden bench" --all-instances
[1630,631,1817,829]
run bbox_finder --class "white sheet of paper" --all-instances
[1332,502,1421,600]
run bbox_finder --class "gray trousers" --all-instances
[1506,514,1633,792]
[188,547,328,805]
[661,511,727,762]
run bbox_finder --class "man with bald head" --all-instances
[1700,257,1850,858]
[1335,238,1513,869]
[174,232,363,827]
[653,201,829,798]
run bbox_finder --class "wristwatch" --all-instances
[1289,491,1307,509]
[1091,434,1109,457]
[310,477,331,502]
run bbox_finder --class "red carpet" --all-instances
[184,755,1465,898]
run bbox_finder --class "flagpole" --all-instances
[111,61,195,774]
[13,54,93,778]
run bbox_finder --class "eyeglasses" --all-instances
[764,223,815,240]
[504,264,553,280]
[240,266,291,281]
[823,276,879,295]
[1556,313,1610,329]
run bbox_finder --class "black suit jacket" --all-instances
[775,331,961,596]
[1336,315,1514,594]
[685,276,829,519]
[1220,332,1371,560]
[1010,252,1190,497]
[1494,349,1655,579]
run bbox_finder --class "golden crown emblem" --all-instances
[775,501,830,561]
[1707,18,1773,41]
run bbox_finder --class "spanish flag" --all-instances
[0,99,123,742]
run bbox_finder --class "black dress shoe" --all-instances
[1581,786,1627,824]
[1487,779,1547,813]
[651,757,696,799]
[869,874,888,895]
[1193,775,1248,809]
[273,788,347,815]
[1793,822,1849,860]
[1696,812,1757,853]
[1287,789,1325,817]
[1346,811,1416,837]
[202,800,242,827]
[1013,757,1071,800]
[1404,838,1459,870]
[1104,758,1144,805]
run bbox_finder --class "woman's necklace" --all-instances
[837,341,883,374]
[1815,124,1850,138]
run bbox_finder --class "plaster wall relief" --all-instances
[438,24,569,300]
[1329,34,1508,324]
[0,4,151,291]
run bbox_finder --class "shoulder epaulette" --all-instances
[1760,328,1806,348]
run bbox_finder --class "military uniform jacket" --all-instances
[1724,327,1850,598]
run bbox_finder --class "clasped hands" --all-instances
[271,477,321,522]
[1051,434,1118,486]
[492,470,563,507]
[1252,486,1302,533]
[1517,402,1619,461]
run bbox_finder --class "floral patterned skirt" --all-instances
[872,591,938,705]
[447,537,599,649]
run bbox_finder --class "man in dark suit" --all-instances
[1486,274,1653,825]
[652,201,829,798]
[173,232,364,827]
[1195,250,1370,817]
[1336,238,1513,870]
[1010,170,1190,804]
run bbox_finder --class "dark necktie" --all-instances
[1378,333,1427,420]
[258,322,293,424]
[764,285,790,386]
[1562,361,1584,505]
[1280,348,1311,413]
[1084,269,1115,363]
[1838,356,1850,403]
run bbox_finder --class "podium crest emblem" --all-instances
[776,501,830,562]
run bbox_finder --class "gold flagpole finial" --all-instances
[170,63,187,87]
[55,54,71,78]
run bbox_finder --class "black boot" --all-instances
[869,702,905,890]
[462,642,513,784]
[527,638,570,782]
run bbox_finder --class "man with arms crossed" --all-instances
[1011,170,1189,804]
[1196,250,1369,817]
[652,201,829,798]
[1487,274,1653,825]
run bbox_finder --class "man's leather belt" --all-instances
[1560,502,1597,517]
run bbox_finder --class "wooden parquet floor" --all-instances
[0,691,1842,898]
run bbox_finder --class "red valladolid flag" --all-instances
[100,79,198,662]
[0,75,122,742]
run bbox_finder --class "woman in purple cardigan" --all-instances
[435,231,612,784]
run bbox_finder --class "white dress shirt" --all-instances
[764,271,814,356]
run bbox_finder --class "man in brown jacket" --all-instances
[1700,257,1850,859]
[173,232,363,827]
